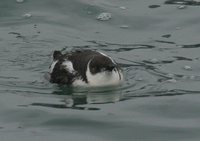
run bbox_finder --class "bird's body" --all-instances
[49,50,123,87]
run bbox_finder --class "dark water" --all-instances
[1,0,200,140]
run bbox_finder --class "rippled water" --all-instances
[1,0,200,141]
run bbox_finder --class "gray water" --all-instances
[1,0,200,140]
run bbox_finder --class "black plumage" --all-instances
[50,50,121,85]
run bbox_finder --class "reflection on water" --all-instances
[31,84,123,110]
[31,103,100,110]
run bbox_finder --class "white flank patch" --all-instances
[86,60,123,87]
[62,60,75,73]
[97,12,112,21]
[49,60,58,73]
[72,79,88,87]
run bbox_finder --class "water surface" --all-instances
[1,0,200,141]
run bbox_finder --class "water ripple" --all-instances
[165,0,200,6]
[1,40,198,109]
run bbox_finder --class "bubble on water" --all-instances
[136,77,143,81]
[176,45,183,48]
[176,2,185,4]
[182,75,188,79]
[182,75,196,80]
[119,6,127,10]
[167,79,177,83]
[167,73,175,78]
[120,25,129,28]
[183,65,192,70]
[97,12,112,21]
[16,0,24,3]
[23,13,32,18]
[87,11,92,14]
[150,58,159,63]
[177,5,187,9]
[64,98,74,107]
[189,75,195,80]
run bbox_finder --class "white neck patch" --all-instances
[62,60,75,73]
